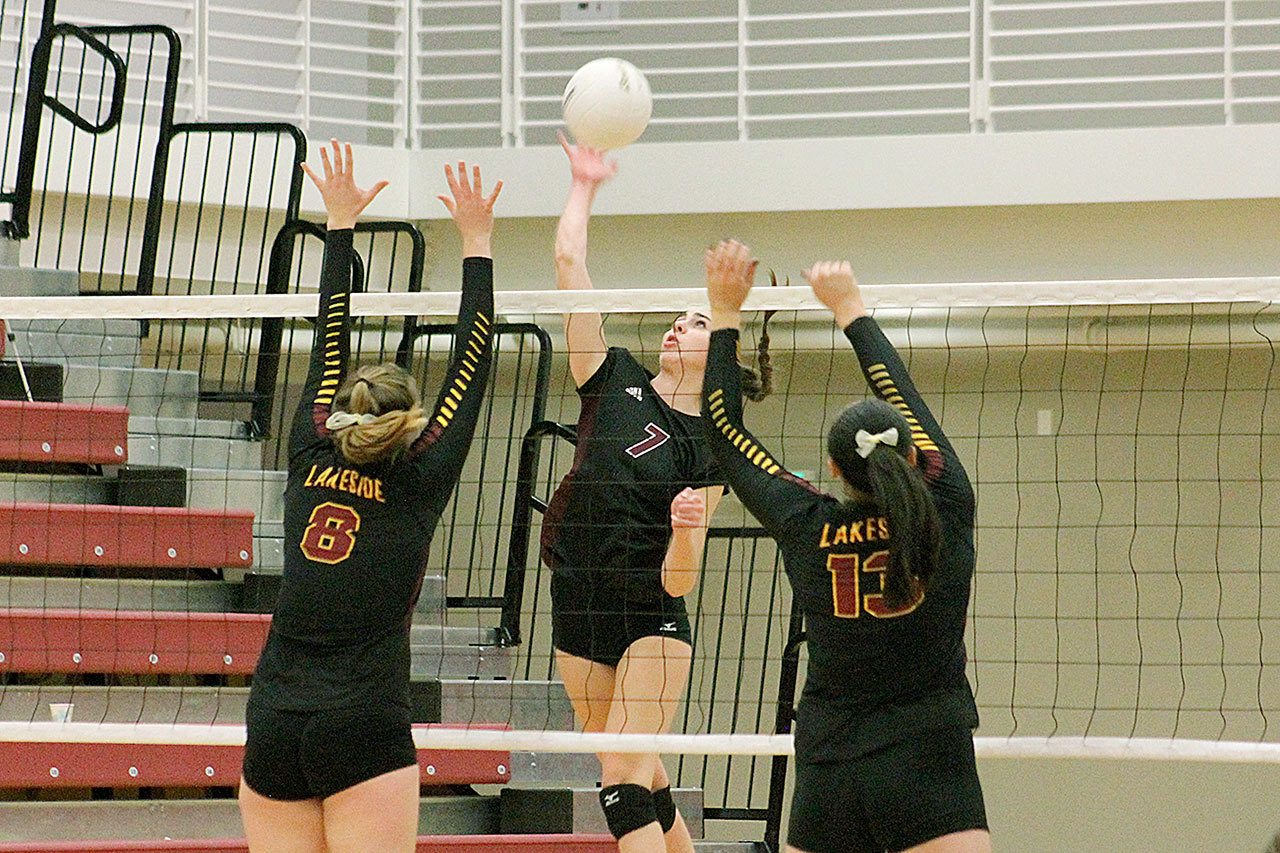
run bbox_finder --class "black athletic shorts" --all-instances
[550,571,692,668]
[787,724,988,853]
[241,699,417,800]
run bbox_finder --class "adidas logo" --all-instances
[625,386,643,401]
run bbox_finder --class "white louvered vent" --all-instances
[518,0,740,146]
[4,1,1277,153]
[745,0,974,140]
[988,0,1229,132]
[1232,0,1280,124]
[418,0,504,149]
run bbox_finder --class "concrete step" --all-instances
[6,318,141,367]
[0,576,235,612]
[128,432,262,470]
[0,684,247,725]
[0,472,113,504]
[62,365,198,419]
[411,642,512,681]
[426,678,576,731]
[0,264,78,296]
[423,678,592,783]
[0,796,500,842]
[128,415,250,439]
[507,750,603,786]
[186,468,285,519]
[501,786,705,838]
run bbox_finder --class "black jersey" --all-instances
[702,318,978,763]
[252,229,494,711]
[540,347,722,603]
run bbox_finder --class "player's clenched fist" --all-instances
[670,487,706,529]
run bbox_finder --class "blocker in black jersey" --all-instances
[702,317,986,852]
[248,229,494,716]
[541,346,722,665]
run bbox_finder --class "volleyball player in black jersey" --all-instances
[238,140,502,852]
[701,241,990,853]
[542,134,770,853]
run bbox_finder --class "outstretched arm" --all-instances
[407,162,502,492]
[803,262,972,504]
[289,140,388,460]
[555,131,616,387]
[702,241,828,536]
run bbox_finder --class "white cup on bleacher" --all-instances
[49,703,73,723]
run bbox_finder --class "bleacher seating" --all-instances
[0,401,128,465]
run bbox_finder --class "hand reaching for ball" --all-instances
[558,130,617,187]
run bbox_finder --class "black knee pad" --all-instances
[652,785,677,833]
[599,783,657,840]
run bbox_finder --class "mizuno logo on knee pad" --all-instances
[598,783,657,840]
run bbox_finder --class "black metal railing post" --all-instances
[5,0,65,239]
[765,613,806,852]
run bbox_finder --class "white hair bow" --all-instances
[854,427,899,459]
[325,410,378,430]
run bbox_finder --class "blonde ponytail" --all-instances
[330,363,427,465]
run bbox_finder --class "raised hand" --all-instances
[301,139,389,231]
[705,239,759,315]
[801,261,867,328]
[438,161,503,258]
[670,487,706,530]
[558,130,618,187]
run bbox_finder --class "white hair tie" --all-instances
[854,427,899,459]
[325,410,378,430]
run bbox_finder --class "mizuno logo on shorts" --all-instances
[604,791,620,807]
[661,622,677,632]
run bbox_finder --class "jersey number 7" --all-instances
[300,501,361,565]
[827,551,922,619]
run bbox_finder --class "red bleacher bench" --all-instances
[0,400,129,465]
[0,724,512,789]
[0,609,269,675]
[0,836,618,853]
[0,503,253,569]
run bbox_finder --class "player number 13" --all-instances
[300,501,361,565]
[827,551,922,619]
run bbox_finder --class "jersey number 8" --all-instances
[300,501,361,565]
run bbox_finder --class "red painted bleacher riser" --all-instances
[0,724,512,788]
[0,401,129,465]
[0,608,269,675]
[0,503,253,569]
[0,836,617,853]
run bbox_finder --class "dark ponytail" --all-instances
[740,271,782,402]
[828,399,940,609]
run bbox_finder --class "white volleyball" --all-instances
[562,58,653,150]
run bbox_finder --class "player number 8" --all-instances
[300,501,361,565]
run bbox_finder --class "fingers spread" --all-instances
[486,179,504,208]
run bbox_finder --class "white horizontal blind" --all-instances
[1231,0,1280,124]
[987,0,1230,132]
[744,0,974,139]
[2,0,1275,150]
[417,0,503,148]
[517,0,740,146]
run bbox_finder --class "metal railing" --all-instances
[256,219,426,445]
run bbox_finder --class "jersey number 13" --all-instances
[300,501,361,565]
[827,551,922,619]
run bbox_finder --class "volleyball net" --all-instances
[1,276,1279,822]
